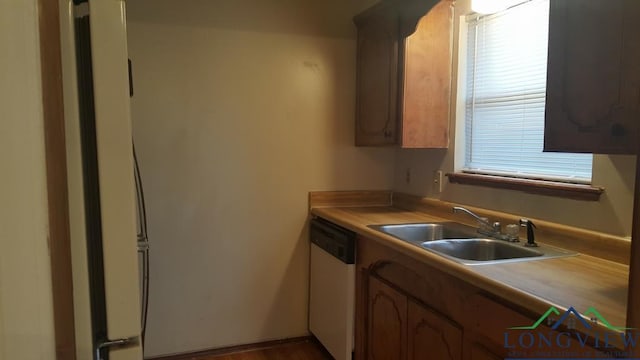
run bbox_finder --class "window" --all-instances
[462,0,592,184]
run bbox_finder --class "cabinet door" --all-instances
[368,276,407,360]
[354,3,399,146]
[401,0,453,149]
[468,343,503,360]
[466,295,617,359]
[544,0,640,154]
[408,299,462,360]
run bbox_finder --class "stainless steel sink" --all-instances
[368,222,477,243]
[420,238,577,265]
[368,222,578,265]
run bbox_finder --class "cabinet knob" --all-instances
[611,123,626,137]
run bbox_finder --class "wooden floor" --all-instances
[160,339,333,360]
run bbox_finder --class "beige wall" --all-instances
[126,0,391,356]
[0,1,56,359]
[393,0,636,237]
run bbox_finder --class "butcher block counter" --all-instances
[309,191,632,358]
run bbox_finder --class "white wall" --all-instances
[393,0,636,237]
[126,0,392,356]
[0,1,56,359]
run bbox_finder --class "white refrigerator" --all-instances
[60,0,144,359]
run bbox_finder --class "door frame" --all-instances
[38,0,77,358]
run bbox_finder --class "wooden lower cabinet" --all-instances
[367,275,462,360]
[467,342,503,360]
[467,294,614,359]
[357,236,623,360]
[368,276,407,359]
[408,299,462,360]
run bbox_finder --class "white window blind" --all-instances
[464,0,592,183]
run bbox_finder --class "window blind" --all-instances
[464,0,592,183]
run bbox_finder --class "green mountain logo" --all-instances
[584,307,633,331]
[509,306,634,331]
[509,306,561,330]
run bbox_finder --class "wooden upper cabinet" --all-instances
[401,0,453,148]
[354,0,453,148]
[354,3,399,146]
[544,0,640,154]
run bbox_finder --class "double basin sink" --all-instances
[368,222,577,265]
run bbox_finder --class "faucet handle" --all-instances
[476,217,491,232]
[505,224,520,242]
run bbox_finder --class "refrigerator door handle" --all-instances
[95,336,140,360]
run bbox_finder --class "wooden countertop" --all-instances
[310,205,630,336]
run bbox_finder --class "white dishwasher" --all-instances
[309,218,356,360]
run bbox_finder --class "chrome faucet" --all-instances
[452,206,519,242]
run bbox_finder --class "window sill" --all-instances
[446,173,604,201]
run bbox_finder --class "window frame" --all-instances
[450,1,602,200]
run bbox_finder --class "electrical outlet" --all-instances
[405,168,411,184]
[433,170,443,193]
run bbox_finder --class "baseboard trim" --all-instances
[145,336,320,360]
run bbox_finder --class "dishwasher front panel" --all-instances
[309,242,355,360]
